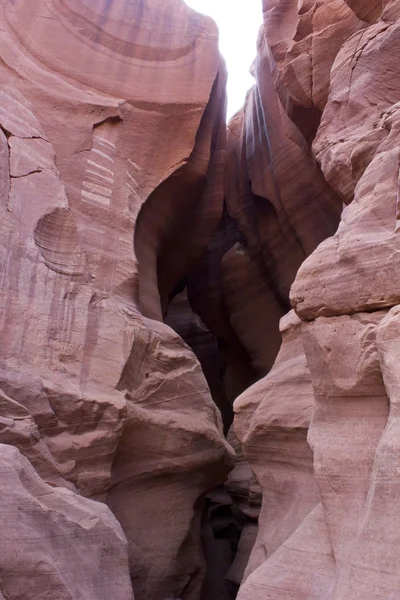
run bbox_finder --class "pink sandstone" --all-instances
[0,1,233,598]
[235,1,400,599]
[4,0,400,598]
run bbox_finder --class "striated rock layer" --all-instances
[4,0,400,598]
[233,1,400,599]
[0,1,234,598]
[189,2,343,392]
[235,312,335,600]
[287,1,400,597]
[0,444,133,600]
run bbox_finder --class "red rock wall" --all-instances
[233,1,400,599]
[3,0,400,599]
[0,1,234,599]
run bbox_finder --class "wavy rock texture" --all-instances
[235,312,335,600]
[228,1,400,599]
[302,312,390,600]
[291,1,400,318]
[232,0,400,599]
[4,0,400,598]
[182,3,345,592]
[223,14,342,372]
[285,2,400,597]
[188,2,343,391]
[0,444,133,600]
[0,1,234,598]
[263,0,364,110]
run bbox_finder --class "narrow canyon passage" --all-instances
[1,1,400,600]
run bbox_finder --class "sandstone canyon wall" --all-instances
[0,1,234,599]
[233,1,400,599]
[2,0,400,599]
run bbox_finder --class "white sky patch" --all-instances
[184,0,263,119]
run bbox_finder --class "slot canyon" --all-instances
[1,0,400,599]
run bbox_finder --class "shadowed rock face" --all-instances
[188,5,343,391]
[3,0,400,599]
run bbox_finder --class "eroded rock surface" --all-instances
[0,1,233,598]
[235,312,335,600]
[4,0,400,598]
[0,444,133,600]
[234,1,400,599]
